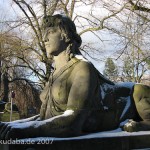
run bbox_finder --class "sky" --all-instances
[0,0,129,75]
[0,0,13,16]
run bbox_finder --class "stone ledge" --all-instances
[1,128,150,150]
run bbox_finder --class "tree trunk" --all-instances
[2,72,9,102]
[0,42,2,99]
[0,58,1,95]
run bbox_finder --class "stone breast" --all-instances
[51,70,72,105]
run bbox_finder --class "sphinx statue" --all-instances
[0,14,150,140]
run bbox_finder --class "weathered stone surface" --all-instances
[1,130,150,150]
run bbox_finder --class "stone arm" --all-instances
[10,114,40,123]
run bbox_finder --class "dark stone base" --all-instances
[1,129,150,150]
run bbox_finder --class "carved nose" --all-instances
[44,36,49,42]
[43,31,49,42]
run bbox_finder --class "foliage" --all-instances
[122,58,134,82]
[103,58,118,82]
[12,80,41,118]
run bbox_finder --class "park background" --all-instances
[0,0,150,119]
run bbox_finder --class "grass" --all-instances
[0,112,20,122]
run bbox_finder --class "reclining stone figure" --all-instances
[0,14,150,140]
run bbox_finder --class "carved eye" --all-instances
[48,30,55,34]
[48,28,57,34]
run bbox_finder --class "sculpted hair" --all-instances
[42,14,82,49]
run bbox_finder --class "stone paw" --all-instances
[123,120,138,132]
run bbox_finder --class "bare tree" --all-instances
[1,0,150,84]
[1,0,122,86]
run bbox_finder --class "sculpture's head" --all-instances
[42,14,82,59]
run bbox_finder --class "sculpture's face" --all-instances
[44,27,66,57]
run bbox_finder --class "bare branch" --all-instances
[79,3,127,35]
[48,0,59,16]
[128,0,150,13]
[70,0,75,19]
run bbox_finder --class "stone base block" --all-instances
[1,129,150,150]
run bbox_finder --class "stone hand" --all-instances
[123,119,138,132]
[0,121,39,140]
[0,122,10,138]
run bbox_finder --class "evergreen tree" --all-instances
[146,58,150,69]
[122,59,134,82]
[103,58,118,82]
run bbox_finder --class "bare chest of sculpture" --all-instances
[40,59,80,119]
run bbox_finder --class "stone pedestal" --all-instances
[1,129,150,150]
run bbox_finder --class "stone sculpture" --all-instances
[0,14,150,140]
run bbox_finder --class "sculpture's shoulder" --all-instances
[71,55,114,86]
[71,55,97,75]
